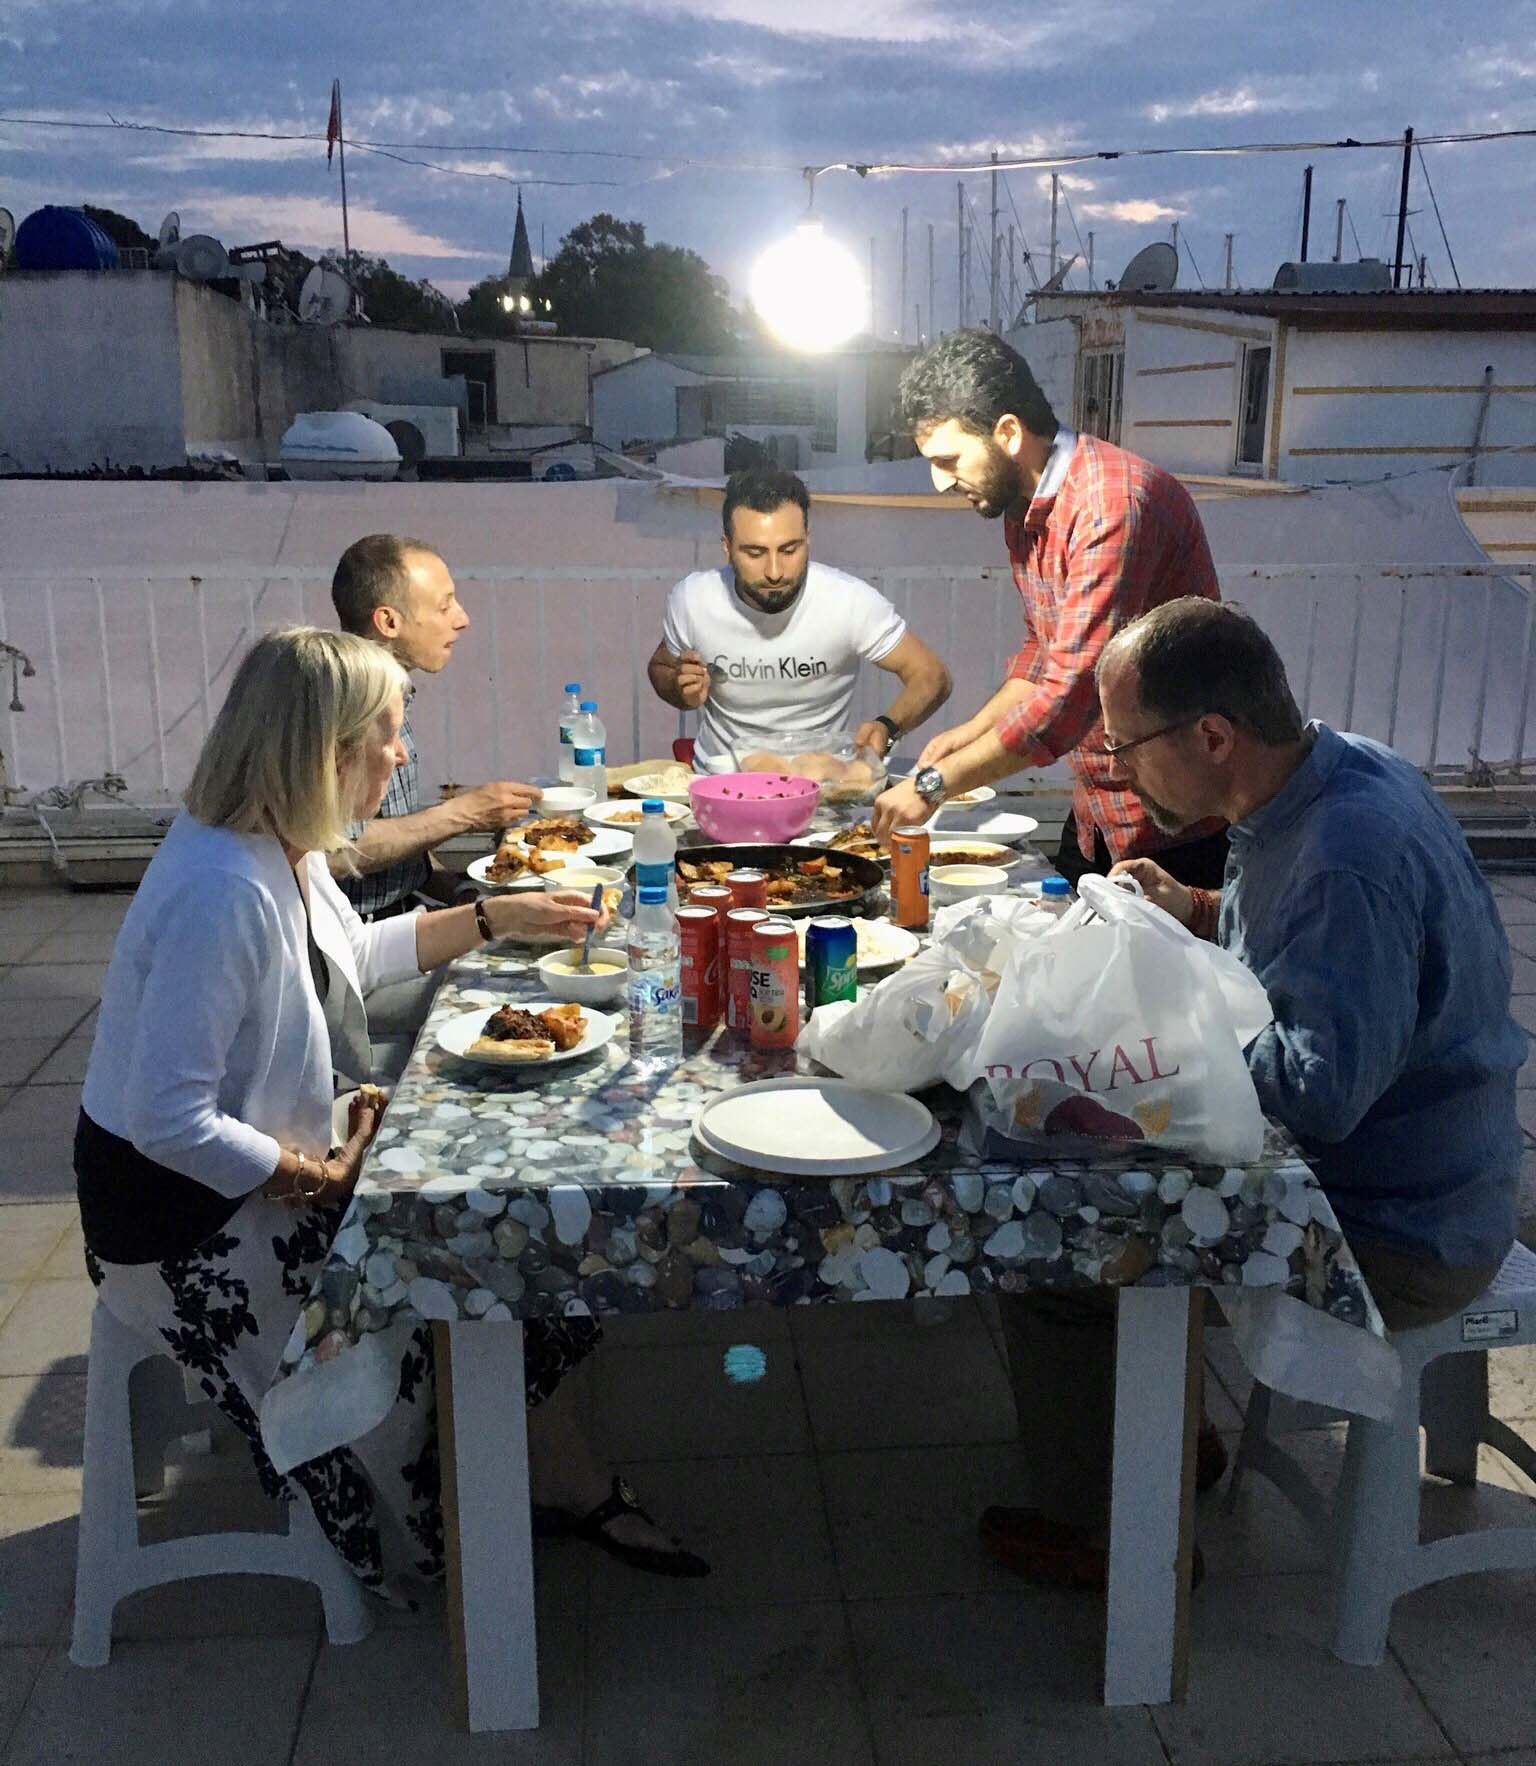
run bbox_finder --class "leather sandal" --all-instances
[532,1477,710,1578]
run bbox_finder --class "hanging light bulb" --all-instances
[750,219,866,354]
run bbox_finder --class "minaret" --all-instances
[507,191,535,304]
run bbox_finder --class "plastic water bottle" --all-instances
[557,683,583,783]
[1037,875,1074,919]
[632,798,679,911]
[569,700,607,799]
[628,885,683,1063]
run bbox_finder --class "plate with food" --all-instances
[436,1000,618,1068]
[508,816,634,863]
[468,840,562,890]
[928,838,1021,869]
[620,767,695,804]
[672,843,884,918]
[583,798,691,832]
[793,916,919,972]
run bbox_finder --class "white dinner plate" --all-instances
[695,1078,940,1176]
[502,822,634,863]
[793,917,919,973]
[435,1002,619,1068]
[466,854,545,892]
[583,798,690,832]
[620,770,695,803]
[928,837,1021,869]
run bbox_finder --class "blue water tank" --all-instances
[14,206,120,272]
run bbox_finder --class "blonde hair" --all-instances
[185,627,408,855]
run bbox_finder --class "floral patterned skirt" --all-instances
[86,1189,601,1596]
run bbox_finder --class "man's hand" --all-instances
[918,722,980,768]
[1107,858,1195,927]
[871,778,932,842]
[855,719,892,759]
[674,649,712,710]
[454,780,542,833]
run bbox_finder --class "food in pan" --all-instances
[466,1002,587,1063]
[676,853,859,905]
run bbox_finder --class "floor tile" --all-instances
[0,1087,81,1141]
[1465,1754,1536,1765]
[35,1215,85,1281]
[0,1373,85,1494]
[0,1042,62,1088]
[1501,890,1536,925]
[586,1600,872,1766]
[293,1610,583,1764]
[590,1453,836,1611]
[0,1494,79,1647]
[0,1647,47,1747]
[0,1204,73,1282]
[1147,1572,1450,1764]
[0,1286,20,1333]
[1515,955,1536,995]
[0,903,67,935]
[4,1633,315,1765]
[849,1591,1167,1766]
[0,1278,97,1378]
[1489,1345,1536,1419]
[0,1137,79,1205]
[590,1340,811,1462]
[52,895,134,931]
[27,932,121,965]
[598,1304,791,1349]
[0,999,95,1044]
[798,1323,1017,1453]
[788,1292,993,1346]
[0,964,107,1004]
[28,1037,92,1088]
[1388,1567,1536,1751]
[0,933,46,965]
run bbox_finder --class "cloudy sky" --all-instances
[2,0,1531,327]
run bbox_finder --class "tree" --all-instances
[456,274,528,339]
[80,205,156,254]
[347,254,458,331]
[519,214,741,352]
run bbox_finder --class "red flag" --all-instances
[326,80,341,167]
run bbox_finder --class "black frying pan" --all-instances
[666,842,885,919]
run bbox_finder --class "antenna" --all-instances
[1113,240,1178,293]
[158,211,181,249]
[298,261,351,325]
[175,234,230,280]
[0,209,14,269]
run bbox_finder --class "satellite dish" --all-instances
[0,209,14,269]
[176,234,230,280]
[1114,240,1178,293]
[158,210,181,249]
[299,263,351,325]
[1037,253,1081,296]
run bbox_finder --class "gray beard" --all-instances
[1137,790,1189,834]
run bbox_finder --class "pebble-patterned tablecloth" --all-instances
[269,944,1385,1408]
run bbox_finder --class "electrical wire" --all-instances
[1345,200,1365,257]
[1180,228,1207,289]
[1416,143,1463,288]
[999,174,1041,289]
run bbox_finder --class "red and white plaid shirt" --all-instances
[997,431,1222,862]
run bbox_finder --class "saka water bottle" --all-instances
[633,798,679,911]
[557,682,583,783]
[628,885,683,1064]
[569,700,608,798]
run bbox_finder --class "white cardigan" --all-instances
[82,813,423,1199]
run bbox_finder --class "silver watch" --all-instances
[914,766,947,807]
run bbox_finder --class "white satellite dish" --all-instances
[1113,240,1178,293]
[176,234,230,280]
[299,263,351,325]
[158,210,181,249]
[1037,253,1081,296]
[0,209,14,269]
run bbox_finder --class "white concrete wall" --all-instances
[337,329,609,427]
[1278,328,1536,486]
[1005,316,1080,429]
[176,281,261,461]
[0,273,185,471]
[591,356,703,449]
[1121,307,1279,476]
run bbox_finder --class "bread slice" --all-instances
[467,1034,556,1064]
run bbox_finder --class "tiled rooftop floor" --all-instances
[4,877,1536,1763]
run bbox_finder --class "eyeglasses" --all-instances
[1099,715,1202,759]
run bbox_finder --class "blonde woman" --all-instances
[75,627,707,1595]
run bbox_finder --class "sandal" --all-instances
[978,1506,1205,1593]
[532,1477,710,1578]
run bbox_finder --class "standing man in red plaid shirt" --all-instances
[872,329,1228,890]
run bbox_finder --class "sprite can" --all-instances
[805,916,858,1013]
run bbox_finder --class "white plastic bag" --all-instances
[964,874,1274,1165]
[796,948,994,1093]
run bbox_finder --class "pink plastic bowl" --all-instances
[689,772,821,844]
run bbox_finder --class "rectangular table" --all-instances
[262,943,1389,1731]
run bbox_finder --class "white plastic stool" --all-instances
[71,1298,374,1667]
[1228,1239,1536,1667]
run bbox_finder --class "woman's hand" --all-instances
[487,888,609,945]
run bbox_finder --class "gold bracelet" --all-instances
[293,1154,328,1202]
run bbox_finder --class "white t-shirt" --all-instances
[661,563,907,770]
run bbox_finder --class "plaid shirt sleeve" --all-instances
[996,498,1151,764]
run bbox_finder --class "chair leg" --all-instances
[71,1313,144,1668]
[1422,1351,1487,1488]
[286,1500,374,1647]
[1332,1378,1423,1667]
[128,1354,192,1499]
[1223,1380,1272,1511]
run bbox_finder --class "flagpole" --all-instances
[336,82,352,271]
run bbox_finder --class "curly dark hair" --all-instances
[721,465,810,538]
[898,328,1057,440]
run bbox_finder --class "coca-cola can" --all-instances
[678,906,722,1031]
[725,907,770,1032]
[688,883,733,931]
[725,868,769,910]
[748,917,801,1049]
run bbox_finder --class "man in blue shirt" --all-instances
[1102,596,1522,1321]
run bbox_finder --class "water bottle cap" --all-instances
[637,885,670,906]
[564,682,581,695]
[641,798,665,814]
[1041,876,1071,897]
[579,700,598,713]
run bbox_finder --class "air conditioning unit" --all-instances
[345,401,461,464]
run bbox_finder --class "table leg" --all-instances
[433,1319,539,1733]
[1103,1285,1202,1706]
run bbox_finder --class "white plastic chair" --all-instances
[1228,1239,1536,1666]
[71,1298,374,1667]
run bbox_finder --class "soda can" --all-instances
[726,907,770,1032]
[677,906,722,1031]
[805,916,858,1013]
[890,824,932,931]
[725,868,769,911]
[688,883,733,931]
[748,917,801,1049]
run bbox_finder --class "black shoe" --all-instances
[532,1477,710,1578]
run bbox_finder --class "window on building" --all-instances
[442,349,498,427]
[722,378,817,427]
[1236,344,1272,469]
[1078,350,1123,445]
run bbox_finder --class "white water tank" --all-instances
[279,411,401,481]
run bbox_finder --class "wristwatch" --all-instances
[913,766,947,808]
[873,714,901,748]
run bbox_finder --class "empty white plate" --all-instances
[695,1078,940,1176]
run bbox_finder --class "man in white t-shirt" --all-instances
[648,466,951,771]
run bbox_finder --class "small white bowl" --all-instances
[537,946,628,1005]
[930,863,1011,907]
[534,785,597,816]
[542,864,624,893]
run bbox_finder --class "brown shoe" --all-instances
[1196,1419,1229,1494]
[979,1506,1204,1593]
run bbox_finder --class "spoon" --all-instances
[575,881,605,973]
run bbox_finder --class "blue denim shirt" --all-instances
[1221,723,1524,1268]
